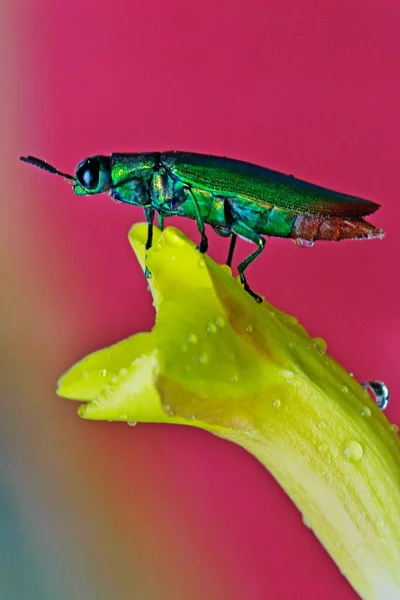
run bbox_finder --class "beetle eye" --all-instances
[76,159,100,190]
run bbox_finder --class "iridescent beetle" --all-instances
[20,152,383,302]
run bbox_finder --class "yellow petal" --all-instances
[58,223,400,600]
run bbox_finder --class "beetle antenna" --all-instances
[20,155,74,182]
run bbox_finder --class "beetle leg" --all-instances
[231,220,265,303]
[226,234,237,268]
[158,213,164,231]
[144,207,155,250]
[187,188,208,253]
[144,207,155,279]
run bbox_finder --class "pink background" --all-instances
[2,1,399,599]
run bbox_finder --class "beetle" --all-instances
[20,151,383,302]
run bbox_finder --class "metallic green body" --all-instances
[20,150,383,302]
[102,151,380,240]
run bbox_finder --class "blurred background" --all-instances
[1,1,399,599]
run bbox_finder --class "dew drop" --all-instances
[318,421,327,430]
[230,373,238,383]
[127,421,137,427]
[207,323,217,334]
[187,333,198,344]
[269,311,275,318]
[110,376,117,383]
[100,369,108,377]
[119,413,128,420]
[341,386,348,393]
[272,399,281,409]
[246,324,253,333]
[390,424,399,434]
[302,515,312,528]
[360,406,371,418]
[377,519,385,529]
[288,342,294,350]
[119,367,128,377]
[343,440,363,462]
[349,372,354,378]
[361,381,390,411]
[198,257,206,268]
[318,442,328,454]
[198,353,209,365]
[215,316,226,328]
[294,238,315,248]
[162,403,174,415]
[312,337,327,354]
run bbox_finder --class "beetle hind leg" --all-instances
[231,220,265,303]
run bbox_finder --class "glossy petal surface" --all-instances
[58,224,400,600]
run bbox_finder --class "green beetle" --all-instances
[20,151,383,301]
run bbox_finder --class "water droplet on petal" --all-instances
[349,372,354,378]
[119,413,128,420]
[312,337,327,354]
[302,515,312,528]
[343,440,363,462]
[246,324,253,333]
[288,342,294,349]
[318,422,327,430]
[341,386,348,393]
[100,369,108,377]
[187,333,198,344]
[127,421,137,427]
[198,257,205,268]
[356,544,365,555]
[215,316,226,328]
[390,423,399,434]
[162,403,174,415]
[294,238,315,248]
[111,376,117,383]
[198,353,209,365]
[361,381,390,411]
[119,367,128,377]
[272,399,281,409]
[230,373,238,383]
[361,406,371,418]
[318,442,328,454]
[207,323,217,334]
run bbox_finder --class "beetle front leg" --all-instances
[231,220,265,303]
[144,207,155,250]
[187,188,208,253]
[144,207,155,279]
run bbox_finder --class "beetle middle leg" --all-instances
[226,234,237,267]
[230,220,265,303]
[187,188,208,253]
